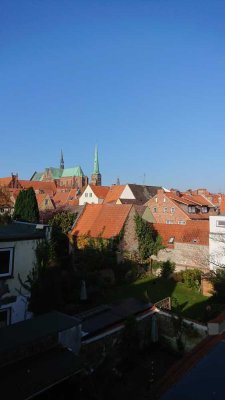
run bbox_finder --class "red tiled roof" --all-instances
[220,195,225,214]
[0,177,13,187]
[89,185,110,199]
[72,203,132,239]
[104,185,126,203]
[153,220,209,246]
[19,180,57,194]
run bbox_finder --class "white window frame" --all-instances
[0,247,14,278]
[85,193,88,198]
[216,220,225,228]
[171,207,175,213]
[178,220,186,225]
[163,207,167,213]
[153,207,157,213]
[89,192,92,197]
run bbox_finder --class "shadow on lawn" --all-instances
[114,276,225,324]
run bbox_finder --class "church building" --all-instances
[30,147,101,190]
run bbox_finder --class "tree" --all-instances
[13,188,39,223]
[134,214,163,261]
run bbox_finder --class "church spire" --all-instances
[60,150,64,169]
[90,145,101,186]
[93,145,100,174]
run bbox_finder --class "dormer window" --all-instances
[201,206,208,213]
[188,206,196,213]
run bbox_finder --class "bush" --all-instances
[160,260,176,278]
[211,269,225,302]
[173,271,184,283]
[183,269,201,291]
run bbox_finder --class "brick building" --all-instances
[146,189,217,225]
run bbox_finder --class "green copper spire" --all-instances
[93,145,100,174]
[60,150,64,169]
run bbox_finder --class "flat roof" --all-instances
[0,347,81,400]
[0,311,80,354]
[0,222,46,241]
[77,298,153,338]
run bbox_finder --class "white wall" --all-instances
[120,185,135,200]
[79,185,101,205]
[209,216,225,270]
[0,239,39,324]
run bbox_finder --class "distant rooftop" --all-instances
[0,221,49,241]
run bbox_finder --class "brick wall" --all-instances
[155,242,209,270]
[147,191,189,224]
[119,207,139,258]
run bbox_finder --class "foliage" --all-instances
[48,211,76,265]
[171,297,185,354]
[210,268,225,302]
[0,212,12,225]
[13,188,39,223]
[134,214,163,261]
[160,260,176,278]
[182,269,201,291]
[49,211,76,234]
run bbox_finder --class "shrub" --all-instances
[210,268,225,302]
[160,260,176,278]
[182,269,201,291]
[173,271,184,283]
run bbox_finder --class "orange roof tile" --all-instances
[19,180,57,194]
[89,185,110,199]
[220,195,225,214]
[153,220,209,246]
[72,203,132,239]
[0,177,13,187]
[104,185,126,203]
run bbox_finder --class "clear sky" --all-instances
[1,0,225,192]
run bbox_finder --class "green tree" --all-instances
[13,188,39,223]
[134,214,163,260]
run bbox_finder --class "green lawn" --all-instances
[101,275,225,322]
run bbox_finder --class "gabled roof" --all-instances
[104,185,126,203]
[0,177,13,187]
[72,203,132,239]
[153,220,209,246]
[127,184,161,204]
[89,185,110,199]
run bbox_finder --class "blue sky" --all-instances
[1,0,225,192]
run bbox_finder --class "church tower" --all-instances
[60,150,64,169]
[90,145,101,186]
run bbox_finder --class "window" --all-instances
[163,207,167,213]
[178,220,186,225]
[0,308,11,328]
[89,193,92,197]
[168,237,174,244]
[85,193,88,198]
[188,206,196,213]
[171,207,175,213]
[216,220,225,227]
[0,248,14,278]
[163,197,166,203]
[44,199,48,206]
[153,207,157,213]
[155,197,158,203]
[166,220,173,224]
[201,206,208,213]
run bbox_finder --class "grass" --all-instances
[100,275,225,323]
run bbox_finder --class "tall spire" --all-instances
[60,150,64,169]
[90,145,101,186]
[93,145,100,174]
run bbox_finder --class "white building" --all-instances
[209,216,225,270]
[0,222,51,327]
[79,184,109,205]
